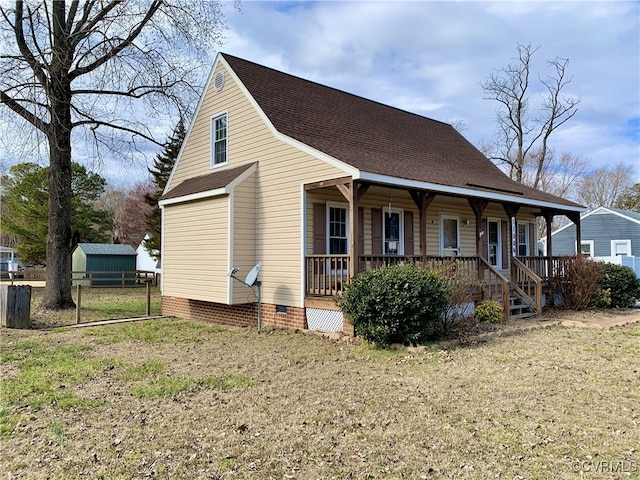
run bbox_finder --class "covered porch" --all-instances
[304,177,583,320]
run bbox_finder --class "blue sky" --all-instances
[2,0,638,187]
[214,0,639,184]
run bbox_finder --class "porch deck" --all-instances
[305,255,573,320]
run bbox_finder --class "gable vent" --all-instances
[213,71,225,92]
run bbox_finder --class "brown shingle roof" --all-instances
[161,162,255,201]
[222,54,582,210]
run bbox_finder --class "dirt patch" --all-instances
[1,318,638,479]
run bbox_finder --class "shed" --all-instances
[72,243,137,286]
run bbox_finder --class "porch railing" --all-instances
[510,258,543,314]
[477,257,510,320]
[305,255,351,297]
[517,256,579,283]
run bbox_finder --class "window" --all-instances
[441,216,459,255]
[328,206,348,254]
[517,222,529,256]
[211,113,228,166]
[384,211,402,255]
[611,240,631,257]
[488,219,500,267]
[580,241,594,257]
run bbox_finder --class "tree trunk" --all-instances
[40,110,75,309]
[40,7,75,310]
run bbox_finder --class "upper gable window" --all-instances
[211,112,228,167]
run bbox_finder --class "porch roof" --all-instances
[160,162,256,204]
[222,53,583,212]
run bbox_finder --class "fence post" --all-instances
[76,284,81,324]
[146,281,151,316]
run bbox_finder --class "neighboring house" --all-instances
[159,53,585,332]
[72,243,137,286]
[541,206,640,276]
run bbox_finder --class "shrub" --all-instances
[552,256,603,310]
[598,263,640,308]
[474,300,504,323]
[336,264,450,347]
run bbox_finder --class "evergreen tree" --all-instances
[145,119,185,260]
[2,162,112,265]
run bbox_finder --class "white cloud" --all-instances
[218,0,638,183]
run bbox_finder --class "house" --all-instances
[541,206,640,276]
[159,53,585,332]
[136,235,161,273]
[72,243,137,286]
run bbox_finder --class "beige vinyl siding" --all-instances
[231,174,256,304]
[163,197,229,303]
[167,61,346,308]
[306,190,537,259]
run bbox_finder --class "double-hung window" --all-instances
[328,206,348,254]
[611,240,631,257]
[517,222,529,256]
[211,113,228,167]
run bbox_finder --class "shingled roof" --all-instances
[160,162,256,202]
[222,53,582,210]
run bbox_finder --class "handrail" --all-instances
[510,258,542,314]
[477,257,510,321]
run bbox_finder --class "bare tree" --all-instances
[482,43,581,188]
[1,1,230,309]
[575,163,634,210]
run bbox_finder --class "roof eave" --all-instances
[356,171,586,213]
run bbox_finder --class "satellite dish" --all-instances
[244,262,262,286]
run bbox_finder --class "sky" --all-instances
[2,0,639,188]
[210,0,639,185]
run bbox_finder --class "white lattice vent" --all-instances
[306,308,343,332]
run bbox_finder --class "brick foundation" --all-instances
[162,296,307,330]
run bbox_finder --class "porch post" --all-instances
[543,210,554,280]
[566,212,582,255]
[468,198,488,281]
[349,180,359,278]
[409,190,435,262]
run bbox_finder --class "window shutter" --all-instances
[404,211,414,255]
[528,222,535,256]
[358,207,364,254]
[313,203,326,254]
[501,221,509,268]
[482,218,488,259]
[372,208,382,255]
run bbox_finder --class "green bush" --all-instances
[336,264,450,347]
[474,300,504,323]
[598,263,640,308]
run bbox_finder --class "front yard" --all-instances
[1,314,638,479]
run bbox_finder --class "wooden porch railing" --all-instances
[517,256,578,284]
[305,255,351,297]
[477,257,510,321]
[358,255,424,270]
[511,258,543,314]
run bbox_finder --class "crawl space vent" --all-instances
[306,308,343,332]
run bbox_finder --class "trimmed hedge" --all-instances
[337,264,449,347]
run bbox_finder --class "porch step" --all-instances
[508,295,537,320]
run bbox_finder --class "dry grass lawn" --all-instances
[1,289,639,479]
